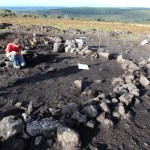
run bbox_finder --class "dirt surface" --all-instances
[0,25,150,150]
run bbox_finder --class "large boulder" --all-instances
[26,117,60,136]
[0,116,24,139]
[57,126,80,150]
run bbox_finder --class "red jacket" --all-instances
[5,43,22,57]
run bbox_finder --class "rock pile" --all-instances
[14,25,61,34]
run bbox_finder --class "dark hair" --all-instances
[13,38,21,45]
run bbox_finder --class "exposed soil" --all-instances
[0,25,150,150]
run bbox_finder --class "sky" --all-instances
[0,0,150,8]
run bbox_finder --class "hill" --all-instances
[1,7,149,24]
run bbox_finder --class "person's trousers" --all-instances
[9,54,26,67]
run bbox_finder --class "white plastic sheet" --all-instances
[78,64,89,70]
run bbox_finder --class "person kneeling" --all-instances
[5,38,26,69]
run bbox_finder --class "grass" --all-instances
[0,16,150,35]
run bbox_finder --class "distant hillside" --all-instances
[0,7,150,24]
[34,7,150,23]
[0,6,59,11]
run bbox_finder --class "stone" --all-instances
[144,142,149,147]
[123,83,137,91]
[99,102,110,113]
[70,48,76,53]
[111,98,119,104]
[0,116,24,139]
[147,63,150,69]
[119,93,133,106]
[76,40,86,50]
[52,109,61,117]
[57,126,80,150]
[112,111,121,119]
[98,52,110,59]
[121,62,129,69]
[49,108,56,114]
[26,101,33,114]
[139,59,146,66]
[124,77,132,83]
[71,111,87,124]
[117,55,124,63]
[26,117,60,136]
[147,57,150,63]
[61,103,79,117]
[84,97,99,105]
[89,144,98,150]
[112,77,123,85]
[5,61,13,68]
[113,85,128,95]
[74,80,83,90]
[21,133,30,140]
[86,120,95,128]
[120,60,132,69]
[94,80,102,83]
[79,49,85,55]
[15,102,22,108]
[96,112,113,127]
[53,43,64,52]
[123,83,139,96]
[123,112,131,120]
[83,45,89,50]
[127,68,136,73]
[82,105,99,118]
[44,40,49,45]
[118,103,126,117]
[46,139,53,147]
[127,62,139,70]
[65,46,71,53]
[22,113,32,123]
[98,93,106,99]
[65,40,77,48]
[46,67,57,72]
[125,75,134,80]
[134,98,141,105]
[53,37,62,43]
[129,88,139,96]
[139,76,150,87]
[100,99,111,104]
[84,50,93,55]
[34,136,43,146]
[24,46,30,50]
[91,53,99,58]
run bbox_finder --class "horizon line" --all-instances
[0,6,150,8]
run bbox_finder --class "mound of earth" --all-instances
[0,25,150,150]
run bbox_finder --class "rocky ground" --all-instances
[0,23,150,150]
